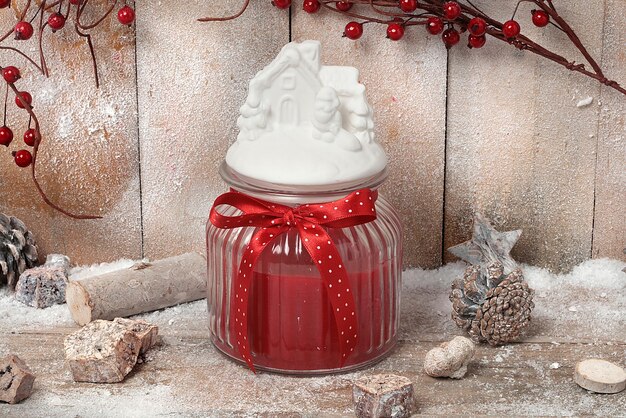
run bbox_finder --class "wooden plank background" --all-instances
[0,1,624,271]
[0,1,142,265]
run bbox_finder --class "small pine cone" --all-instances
[469,269,535,345]
[0,213,39,289]
[450,265,483,331]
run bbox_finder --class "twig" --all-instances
[201,0,624,96]
[3,73,101,219]
[76,0,119,30]
[38,0,50,77]
[0,0,129,218]
[198,0,250,22]
[74,24,100,88]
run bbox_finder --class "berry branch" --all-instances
[0,0,136,219]
[200,0,625,96]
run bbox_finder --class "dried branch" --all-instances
[0,0,134,219]
[3,68,101,219]
[198,0,250,22]
[75,0,118,30]
[202,0,625,96]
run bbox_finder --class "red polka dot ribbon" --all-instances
[209,188,378,372]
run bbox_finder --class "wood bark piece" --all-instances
[113,318,159,354]
[574,359,626,394]
[64,318,159,383]
[353,374,415,418]
[66,252,207,325]
[0,355,36,404]
[14,266,68,308]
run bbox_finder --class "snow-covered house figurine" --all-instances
[227,40,386,185]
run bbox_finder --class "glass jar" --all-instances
[206,163,402,374]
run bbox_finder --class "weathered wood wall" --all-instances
[0,1,623,271]
[0,2,142,264]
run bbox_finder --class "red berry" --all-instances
[15,91,32,109]
[336,1,352,11]
[303,0,320,13]
[14,21,34,40]
[48,12,66,31]
[14,149,32,168]
[468,17,486,36]
[502,20,520,38]
[23,129,37,146]
[532,9,549,27]
[69,0,81,4]
[399,0,418,13]
[117,5,135,25]
[468,34,486,48]
[442,1,461,20]
[386,23,404,41]
[344,21,363,40]
[442,27,460,48]
[2,66,21,83]
[272,0,291,9]
[426,17,444,35]
[0,0,10,8]
[0,126,13,146]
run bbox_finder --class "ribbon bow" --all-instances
[209,188,378,372]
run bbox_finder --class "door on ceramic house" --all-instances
[279,96,298,125]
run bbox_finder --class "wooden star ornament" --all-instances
[448,213,522,274]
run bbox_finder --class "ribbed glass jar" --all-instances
[206,163,402,374]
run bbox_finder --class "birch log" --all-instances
[66,252,207,325]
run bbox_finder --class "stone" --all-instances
[352,374,415,418]
[0,355,36,404]
[423,336,475,379]
[14,266,68,308]
[574,359,626,394]
[45,254,71,275]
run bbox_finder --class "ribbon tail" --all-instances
[230,255,256,373]
[299,223,359,368]
[333,266,359,368]
[230,226,285,373]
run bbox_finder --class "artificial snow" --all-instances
[0,287,74,328]
[0,259,151,330]
[0,257,624,416]
[0,257,622,337]
[402,258,625,344]
[68,258,139,281]
[576,96,594,108]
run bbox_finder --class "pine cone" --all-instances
[450,262,534,345]
[0,213,39,289]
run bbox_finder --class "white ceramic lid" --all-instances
[225,40,387,186]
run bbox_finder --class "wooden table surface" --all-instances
[1,264,624,417]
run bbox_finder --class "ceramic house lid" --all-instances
[225,40,387,186]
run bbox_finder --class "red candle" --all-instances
[212,253,398,372]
